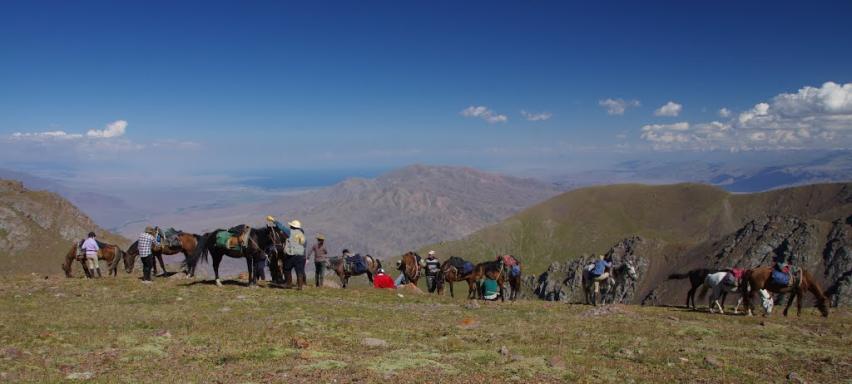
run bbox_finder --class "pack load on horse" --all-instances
[771,263,794,287]
[346,251,368,275]
[579,255,637,306]
[437,256,478,298]
[328,250,382,288]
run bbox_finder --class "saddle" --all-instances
[160,227,182,249]
[216,226,251,251]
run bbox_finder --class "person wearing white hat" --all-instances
[279,219,307,290]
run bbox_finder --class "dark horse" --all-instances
[125,230,202,276]
[437,257,478,299]
[667,268,716,309]
[328,255,382,288]
[186,226,284,287]
[61,240,125,278]
[741,266,829,317]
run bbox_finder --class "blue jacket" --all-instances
[592,259,610,276]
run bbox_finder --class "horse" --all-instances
[469,260,506,302]
[125,230,202,276]
[667,268,716,309]
[697,271,741,314]
[61,240,125,278]
[328,254,381,288]
[186,225,283,287]
[436,257,478,299]
[398,251,422,286]
[580,261,637,306]
[741,266,829,317]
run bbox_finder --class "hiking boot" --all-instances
[141,280,153,285]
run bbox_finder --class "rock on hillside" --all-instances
[0,180,126,275]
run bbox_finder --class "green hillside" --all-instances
[421,183,852,273]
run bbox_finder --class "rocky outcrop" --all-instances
[0,179,126,275]
[530,236,651,304]
[823,216,852,306]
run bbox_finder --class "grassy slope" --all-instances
[0,274,849,383]
[420,183,852,273]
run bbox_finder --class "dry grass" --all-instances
[1,273,850,383]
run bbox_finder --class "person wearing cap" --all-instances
[81,232,101,278]
[277,219,307,290]
[373,268,396,289]
[424,250,441,293]
[309,234,328,287]
[137,226,160,283]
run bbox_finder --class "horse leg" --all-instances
[450,281,455,298]
[782,291,795,317]
[687,286,697,309]
[246,257,256,287]
[213,253,223,286]
[795,289,803,317]
[156,253,167,275]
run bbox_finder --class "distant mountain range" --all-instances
[553,150,852,192]
[0,180,127,275]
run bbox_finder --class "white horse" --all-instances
[698,271,740,314]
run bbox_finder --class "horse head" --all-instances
[123,246,137,273]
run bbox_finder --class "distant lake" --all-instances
[238,168,390,190]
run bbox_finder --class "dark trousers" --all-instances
[427,275,438,293]
[284,255,306,284]
[141,255,154,281]
[254,257,267,281]
[315,261,325,287]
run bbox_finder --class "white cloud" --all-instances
[654,101,683,117]
[460,106,508,124]
[599,98,640,115]
[638,81,852,150]
[86,120,127,138]
[11,130,83,140]
[520,110,552,121]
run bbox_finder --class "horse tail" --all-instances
[698,283,709,299]
[668,272,690,280]
[184,232,211,271]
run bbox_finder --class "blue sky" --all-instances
[1,1,851,180]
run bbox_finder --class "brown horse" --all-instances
[328,255,382,288]
[469,260,506,302]
[61,241,124,278]
[398,251,422,286]
[125,230,201,276]
[437,257,478,299]
[741,266,829,317]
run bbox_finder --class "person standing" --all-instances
[277,219,307,290]
[424,250,441,293]
[81,232,101,279]
[137,226,160,283]
[309,234,328,287]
